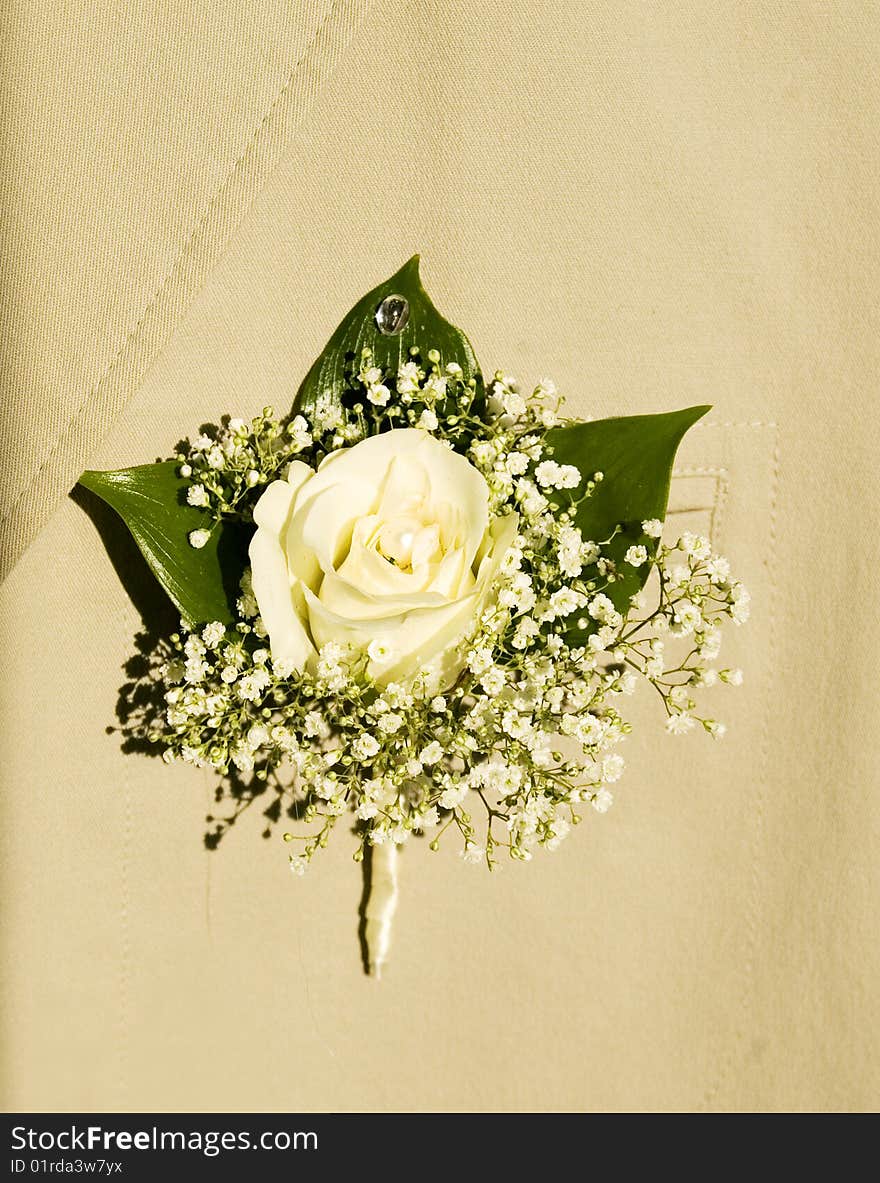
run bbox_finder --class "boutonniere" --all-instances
[81,258,748,976]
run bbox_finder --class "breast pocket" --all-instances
[626,419,781,1107]
[521,418,782,1110]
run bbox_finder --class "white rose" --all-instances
[249,428,518,686]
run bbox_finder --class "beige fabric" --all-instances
[1,0,878,1111]
[0,0,372,578]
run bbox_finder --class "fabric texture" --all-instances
[0,0,372,579]
[1,0,878,1111]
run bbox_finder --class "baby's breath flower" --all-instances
[186,484,210,508]
[679,532,711,560]
[287,415,312,451]
[367,638,395,664]
[591,788,613,813]
[466,646,494,676]
[377,712,404,735]
[673,600,703,634]
[352,734,381,761]
[460,842,485,865]
[202,621,225,648]
[665,712,695,735]
[730,585,751,624]
[396,361,422,393]
[419,741,444,766]
[534,460,580,490]
[479,668,506,696]
[367,384,391,407]
[625,545,648,567]
[313,392,343,433]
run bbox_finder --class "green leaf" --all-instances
[78,463,250,628]
[546,405,710,615]
[294,254,481,418]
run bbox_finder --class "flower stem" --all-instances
[365,842,399,980]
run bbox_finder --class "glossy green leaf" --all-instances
[546,405,710,615]
[78,463,250,628]
[294,255,481,418]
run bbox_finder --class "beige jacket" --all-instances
[1,1,877,1111]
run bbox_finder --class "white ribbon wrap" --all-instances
[365,841,399,979]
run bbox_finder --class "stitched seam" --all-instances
[712,469,730,544]
[118,757,132,1107]
[673,465,729,474]
[695,420,778,429]
[701,420,781,1109]
[671,466,730,546]
[701,469,729,545]
[1,0,347,530]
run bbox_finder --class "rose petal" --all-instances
[304,512,518,686]
[317,569,450,621]
[252,465,308,534]
[302,583,475,681]
[376,453,430,520]
[249,475,316,672]
[299,429,489,570]
[411,432,489,566]
[289,481,370,577]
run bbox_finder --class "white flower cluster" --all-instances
[175,409,292,547]
[150,352,747,872]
